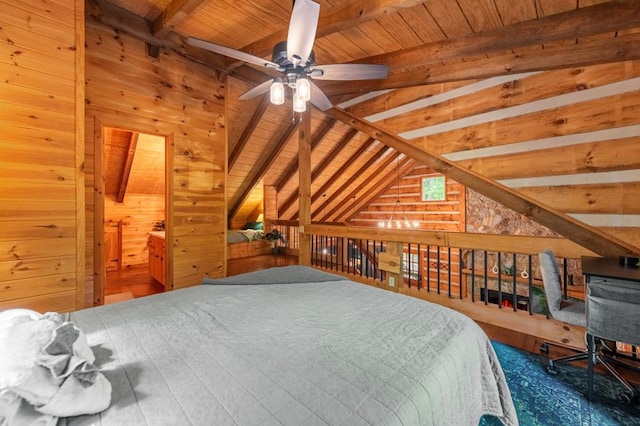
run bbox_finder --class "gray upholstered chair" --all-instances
[587,278,640,403]
[538,249,588,373]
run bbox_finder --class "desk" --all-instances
[582,256,640,402]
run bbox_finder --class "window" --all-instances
[403,252,420,281]
[421,176,446,201]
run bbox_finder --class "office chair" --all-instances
[538,249,588,374]
[587,278,640,404]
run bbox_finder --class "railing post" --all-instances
[379,241,402,291]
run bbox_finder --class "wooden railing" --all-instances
[268,221,598,349]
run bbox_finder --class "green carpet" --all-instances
[481,341,640,425]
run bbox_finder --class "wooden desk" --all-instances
[582,256,640,402]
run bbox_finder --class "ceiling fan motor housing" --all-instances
[272,41,316,69]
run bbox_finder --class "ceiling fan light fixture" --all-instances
[296,76,311,102]
[270,78,285,105]
[292,92,307,113]
[188,0,388,113]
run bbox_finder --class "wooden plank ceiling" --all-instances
[93,0,640,256]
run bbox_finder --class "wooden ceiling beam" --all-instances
[322,32,640,96]
[311,137,377,205]
[278,127,359,217]
[233,0,427,67]
[228,121,299,222]
[286,136,377,220]
[317,145,395,221]
[341,158,418,223]
[325,107,640,258]
[87,0,270,87]
[275,117,337,192]
[361,1,640,71]
[311,128,359,183]
[229,95,270,171]
[116,132,139,203]
[152,0,206,38]
[87,0,222,68]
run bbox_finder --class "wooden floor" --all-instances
[105,264,165,299]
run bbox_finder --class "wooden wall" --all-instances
[84,15,227,305]
[344,61,640,254]
[0,0,84,312]
[351,166,464,231]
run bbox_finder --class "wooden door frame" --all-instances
[93,118,173,306]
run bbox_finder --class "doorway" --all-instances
[100,127,167,303]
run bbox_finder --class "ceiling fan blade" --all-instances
[309,81,332,111]
[287,0,320,65]
[238,80,273,100]
[309,64,390,81]
[187,37,281,69]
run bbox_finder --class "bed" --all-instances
[2,266,518,425]
[227,228,271,259]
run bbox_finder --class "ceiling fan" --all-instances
[187,0,389,112]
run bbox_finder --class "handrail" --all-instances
[305,224,598,259]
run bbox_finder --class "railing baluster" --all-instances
[437,246,441,295]
[512,253,517,312]
[359,239,363,276]
[483,251,488,306]
[471,250,476,303]
[447,246,452,297]
[379,240,383,281]
[417,244,422,290]
[562,257,568,299]
[407,243,411,288]
[427,247,431,292]
[497,252,502,309]
[528,254,533,315]
[459,248,463,300]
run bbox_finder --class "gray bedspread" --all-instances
[66,266,517,425]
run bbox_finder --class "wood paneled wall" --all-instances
[84,15,227,305]
[351,166,465,231]
[0,0,84,312]
[346,61,640,252]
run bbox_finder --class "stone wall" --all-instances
[465,189,583,285]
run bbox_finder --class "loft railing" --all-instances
[266,222,591,299]
[306,234,584,313]
[265,222,596,341]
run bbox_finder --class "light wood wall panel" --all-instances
[351,165,465,231]
[0,0,84,312]
[84,15,226,303]
[360,61,640,252]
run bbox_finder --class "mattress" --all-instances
[65,266,517,425]
[227,229,263,244]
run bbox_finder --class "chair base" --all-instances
[542,340,639,404]
[540,341,589,375]
[595,349,639,405]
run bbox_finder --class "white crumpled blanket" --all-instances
[0,309,111,426]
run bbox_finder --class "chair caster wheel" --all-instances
[618,391,635,405]
[540,343,549,354]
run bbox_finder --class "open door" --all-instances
[94,124,168,306]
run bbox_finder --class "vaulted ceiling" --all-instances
[90,0,640,257]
